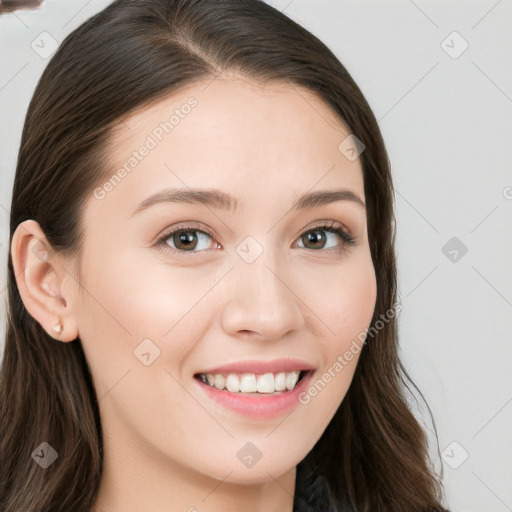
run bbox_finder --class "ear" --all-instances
[10,219,79,342]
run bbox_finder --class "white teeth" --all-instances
[213,374,225,390]
[198,370,304,393]
[240,373,258,393]
[226,374,240,392]
[274,372,286,391]
[256,373,274,393]
[286,371,300,390]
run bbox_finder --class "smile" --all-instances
[195,370,307,394]
[194,368,314,420]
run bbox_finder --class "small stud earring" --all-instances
[53,320,63,334]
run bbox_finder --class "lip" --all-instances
[194,369,314,420]
[195,358,315,375]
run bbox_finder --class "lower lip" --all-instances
[194,371,314,420]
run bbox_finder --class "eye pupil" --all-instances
[303,230,327,249]
[174,230,198,250]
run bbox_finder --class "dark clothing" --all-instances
[293,463,451,512]
[293,463,334,512]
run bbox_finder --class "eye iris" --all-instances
[174,230,198,250]
[303,230,326,249]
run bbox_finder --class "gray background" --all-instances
[1,1,511,510]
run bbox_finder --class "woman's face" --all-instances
[71,77,376,486]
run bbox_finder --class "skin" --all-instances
[12,76,377,512]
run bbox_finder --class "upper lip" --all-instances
[195,358,315,375]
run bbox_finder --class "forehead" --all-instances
[97,76,364,214]
[115,75,350,138]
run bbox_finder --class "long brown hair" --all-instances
[0,1,447,510]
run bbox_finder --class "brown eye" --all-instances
[301,230,328,249]
[172,230,200,251]
[297,225,356,251]
[158,228,218,254]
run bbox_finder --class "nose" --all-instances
[220,253,306,341]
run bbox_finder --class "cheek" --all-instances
[303,251,377,347]
[74,251,220,449]
[298,253,376,412]
[75,250,222,382]
[80,247,219,334]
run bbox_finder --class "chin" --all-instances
[219,464,296,486]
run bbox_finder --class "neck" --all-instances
[91,433,297,512]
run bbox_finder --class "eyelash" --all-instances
[155,221,357,257]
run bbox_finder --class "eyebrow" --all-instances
[131,187,365,216]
